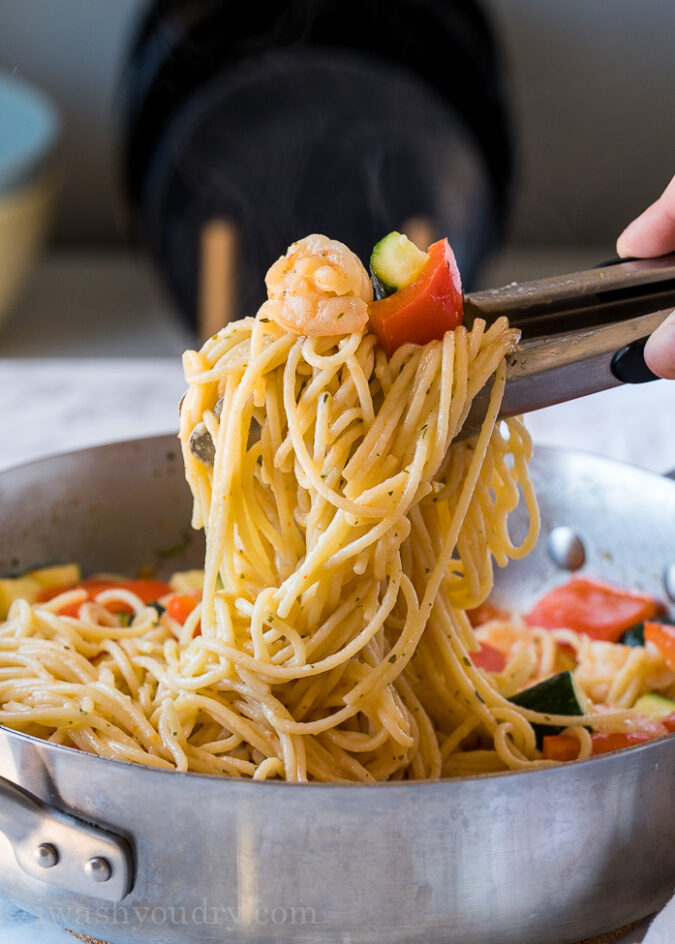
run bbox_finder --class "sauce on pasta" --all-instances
[0,235,672,780]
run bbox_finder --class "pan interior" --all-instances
[0,434,673,619]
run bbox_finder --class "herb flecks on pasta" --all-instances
[0,234,557,781]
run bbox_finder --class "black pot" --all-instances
[121,0,513,326]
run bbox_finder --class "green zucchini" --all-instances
[169,570,204,593]
[620,615,675,647]
[620,623,645,647]
[510,670,587,747]
[370,232,429,300]
[633,692,675,721]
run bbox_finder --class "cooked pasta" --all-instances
[1,235,670,780]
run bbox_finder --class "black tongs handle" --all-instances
[590,255,661,384]
[499,305,669,417]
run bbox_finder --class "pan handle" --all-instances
[0,773,133,901]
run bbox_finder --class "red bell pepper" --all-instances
[166,593,200,626]
[542,729,659,762]
[467,602,509,627]
[38,577,172,617]
[368,238,463,355]
[470,642,507,673]
[643,620,675,671]
[525,577,658,643]
[540,734,581,762]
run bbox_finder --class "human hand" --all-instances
[617,174,675,379]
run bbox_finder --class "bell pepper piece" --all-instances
[467,602,509,627]
[541,734,580,761]
[525,577,658,642]
[589,731,655,755]
[643,620,675,672]
[542,727,665,761]
[167,593,200,626]
[38,577,172,617]
[367,238,463,355]
[470,642,507,673]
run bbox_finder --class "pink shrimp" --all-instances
[259,234,372,336]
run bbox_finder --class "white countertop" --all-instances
[1,357,675,477]
[0,358,184,471]
[0,251,672,943]
[0,903,74,944]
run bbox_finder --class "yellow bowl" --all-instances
[0,72,60,331]
[0,168,59,328]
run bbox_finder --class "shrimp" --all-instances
[572,636,675,705]
[259,234,373,336]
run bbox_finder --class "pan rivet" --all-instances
[547,527,585,571]
[35,843,59,868]
[84,856,112,883]
[664,564,675,603]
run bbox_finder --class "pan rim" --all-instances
[1,714,672,790]
[1,430,673,484]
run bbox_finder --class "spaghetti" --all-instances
[1,235,665,780]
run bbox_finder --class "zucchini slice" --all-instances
[31,563,81,590]
[0,563,81,618]
[510,670,587,747]
[169,570,204,594]
[620,615,675,647]
[0,576,42,618]
[370,232,429,299]
[620,623,646,647]
[633,692,675,721]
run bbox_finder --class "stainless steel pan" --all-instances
[0,435,674,944]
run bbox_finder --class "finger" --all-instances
[617,173,675,258]
[644,310,675,379]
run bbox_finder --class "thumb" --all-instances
[617,173,675,258]
[644,310,675,379]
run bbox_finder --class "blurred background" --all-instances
[1,0,674,352]
[1,0,675,476]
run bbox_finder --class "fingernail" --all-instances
[616,231,632,258]
[616,221,639,258]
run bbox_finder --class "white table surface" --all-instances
[1,357,675,477]
[0,250,673,943]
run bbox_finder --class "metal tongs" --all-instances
[459,253,675,438]
[187,254,675,462]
